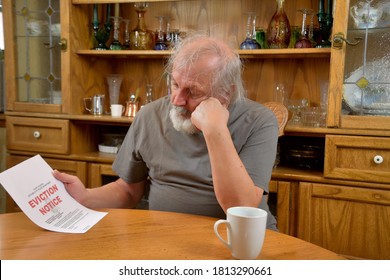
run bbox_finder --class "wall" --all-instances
[0,126,6,213]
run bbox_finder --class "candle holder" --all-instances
[109,16,123,50]
[316,12,332,48]
[316,0,333,48]
[92,5,112,50]
[92,21,112,50]
[122,19,131,50]
[295,8,314,48]
[154,16,168,50]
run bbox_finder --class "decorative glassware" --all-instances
[308,11,316,47]
[255,28,268,49]
[154,16,168,50]
[267,0,291,49]
[109,16,123,50]
[106,74,123,106]
[274,82,289,105]
[122,19,131,50]
[287,99,308,125]
[316,0,332,48]
[168,29,181,49]
[288,25,301,48]
[240,12,260,50]
[92,4,112,50]
[143,84,153,106]
[294,9,313,48]
[129,2,154,50]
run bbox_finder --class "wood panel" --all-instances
[3,0,17,111]
[6,116,70,154]
[324,135,390,184]
[6,116,99,155]
[269,180,295,235]
[297,182,390,259]
[243,58,329,104]
[341,115,390,131]
[88,162,117,188]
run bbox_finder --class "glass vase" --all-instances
[129,2,154,50]
[294,9,313,48]
[267,0,291,49]
[109,16,123,50]
[106,74,122,106]
[154,16,168,50]
[240,12,260,49]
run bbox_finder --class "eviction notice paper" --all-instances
[0,155,107,233]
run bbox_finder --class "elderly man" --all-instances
[53,34,279,230]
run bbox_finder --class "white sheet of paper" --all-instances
[0,155,107,233]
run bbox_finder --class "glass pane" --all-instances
[342,0,390,116]
[14,0,61,104]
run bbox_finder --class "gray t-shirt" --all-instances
[113,95,279,230]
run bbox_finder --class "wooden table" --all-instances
[0,209,345,260]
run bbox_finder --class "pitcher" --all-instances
[124,95,138,117]
[84,94,105,115]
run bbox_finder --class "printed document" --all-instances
[0,155,107,233]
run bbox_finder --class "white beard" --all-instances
[169,106,199,135]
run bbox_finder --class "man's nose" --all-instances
[171,89,188,106]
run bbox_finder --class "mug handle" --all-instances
[83,97,92,113]
[214,219,232,251]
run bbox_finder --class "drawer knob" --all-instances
[33,131,41,139]
[373,155,384,164]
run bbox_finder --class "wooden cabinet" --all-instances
[88,162,117,188]
[303,0,390,259]
[325,135,390,184]
[2,2,332,124]
[328,0,390,130]
[3,0,390,259]
[3,0,330,207]
[268,180,297,235]
[6,116,70,154]
[297,182,390,259]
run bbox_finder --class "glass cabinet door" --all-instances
[5,0,62,111]
[329,0,390,129]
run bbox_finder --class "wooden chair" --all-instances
[263,101,289,137]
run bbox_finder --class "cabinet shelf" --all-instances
[238,48,330,58]
[73,0,189,3]
[76,48,331,59]
[5,111,134,125]
[284,122,390,137]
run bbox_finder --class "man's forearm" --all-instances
[203,126,262,212]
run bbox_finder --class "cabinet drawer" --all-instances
[324,135,390,184]
[6,116,69,154]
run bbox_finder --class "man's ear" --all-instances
[224,84,236,108]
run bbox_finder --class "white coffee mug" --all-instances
[110,104,124,117]
[214,206,267,260]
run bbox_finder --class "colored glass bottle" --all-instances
[267,0,291,49]
[129,2,154,50]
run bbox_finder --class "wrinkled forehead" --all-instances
[172,51,219,83]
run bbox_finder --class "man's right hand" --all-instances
[52,170,89,206]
